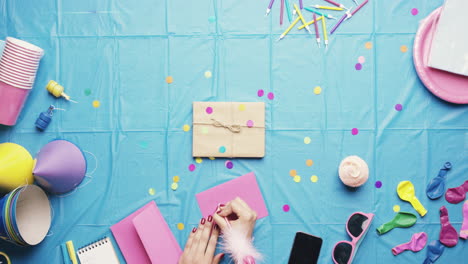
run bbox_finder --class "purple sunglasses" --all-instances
[332,212,374,264]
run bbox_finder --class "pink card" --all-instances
[111,203,152,264]
[133,202,182,264]
[196,172,268,219]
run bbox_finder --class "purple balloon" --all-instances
[33,140,86,194]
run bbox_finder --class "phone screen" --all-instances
[288,232,323,264]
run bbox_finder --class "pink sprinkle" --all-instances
[351,128,359,135]
[247,120,254,128]
[355,63,362,71]
[206,107,213,114]
[411,8,418,16]
[283,204,290,212]
[257,89,264,97]
[395,104,403,111]
[225,160,234,169]
[267,92,274,100]
[188,164,196,172]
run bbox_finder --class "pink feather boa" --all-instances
[219,226,262,264]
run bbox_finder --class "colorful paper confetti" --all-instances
[306,159,313,167]
[166,76,173,84]
[171,182,179,190]
[310,175,318,183]
[365,42,373,49]
[358,56,366,64]
[177,223,185,230]
[84,89,91,96]
[201,127,209,134]
[314,86,322,95]
[293,175,301,183]
[204,71,212,78]
[209,157,215,160]
[393,205,401,212]
[355,63,363,71]
[206,107,213,114]
[173,175,180,182]
[92,100,100,108]
[267,92,275,100]
[148,188,156,196]
[400,45,408,53]
[183,124,191,132]
[219,146,226,153]
[257,89,265,97]
[283,204,290,212]
[351,128,359,135]
[395,104,403,111]
[289,169,297,177]
[139,141,149,149]
[247,120,254,128]
[208,16,216,23]
[195,157,203,164]
[238,104,246,111]
[411,8,418,16]
[375,181,382,188]
[188,164,196,172]
[304,137,311,144]
[225,160,234,169]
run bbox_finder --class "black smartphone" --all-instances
[288,232,323,264]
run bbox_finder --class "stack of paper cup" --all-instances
[0,37,44,126]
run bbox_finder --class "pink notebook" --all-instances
[110,201,182,264]
[196,172,269,219]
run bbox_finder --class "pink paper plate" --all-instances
[413,7,468,104]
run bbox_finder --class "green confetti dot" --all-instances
[208,16,216,23]
[84,89,91,96]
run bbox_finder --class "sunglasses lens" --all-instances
[333,242,353,264]
[347,213,369,238]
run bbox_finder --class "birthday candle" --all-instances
[297,16,323,30]
[265,0,275,16]
[299,0,303,9]
[321,15,329,49]
[304,7,337,19]
[285,0,292,22]
[293,4,312,34]
[324,0,347,9]
[313,5,344,11]
[330,9,352,35]
[350,0,369,17]
[280,0,284,25]
[313,13,321,47]
[277,16,301,41]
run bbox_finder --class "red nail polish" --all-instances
[201,218,206,225]
[219,204,225,207]
[192,227,197,233]
[208,215,213,222]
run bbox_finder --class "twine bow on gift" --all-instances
[211,119,241,133]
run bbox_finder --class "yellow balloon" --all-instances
[0,143,34,193]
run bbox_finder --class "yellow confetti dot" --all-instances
[166,76,173,84]
[209,157,215,160]
[311,175,318,183]
[148,188,156,195]
[293,175,301,183]
[173,175,180,183]
[195,157,203,164]
[365,42,373,49]
[400,45,408,53]
[177,223,185,230]
[238,104,246,111]
[171,182,179,190]
[304,137,311,144]
[289,169,297,177]
[201,127,209,134]
[313,86,322,95]
[183,124,191,132]
[306,159,313,167]
[92,100,100,108]
[393,205,401,212]
[204,71,212,78]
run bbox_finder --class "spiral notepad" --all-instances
[77,237,120,264]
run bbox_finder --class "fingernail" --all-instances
[192,227,197,233]
[219,204,225,207]
[216,208,222,214]
[201,218,206,225]
[208,215,213,222]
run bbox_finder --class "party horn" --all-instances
[0,185,51,246]
[376,212,417,235]
[0,143,34,193]
[33,140,87,194]
[397,181,427,216]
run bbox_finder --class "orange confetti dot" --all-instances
[400,45,408,53]
[365,42,373,49]
[289,169,297,177]
[166,76,173,84]
[306,159,313,167]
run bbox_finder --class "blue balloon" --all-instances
[426,162,452,200]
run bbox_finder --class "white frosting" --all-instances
[339,155,369,187]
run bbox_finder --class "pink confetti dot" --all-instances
[247,120,254,128]
[267,92,274,100]
[225,160,234,169]
[188,164,196,172]
[395,104,403,111]
[206,107,213,114]
[283,204,290,212]
[375,181,382,188]
[351,128,359,135]
[257,89,264,97]
[358,56,365,64]
[411,8,418,16]
[355,63,362,71]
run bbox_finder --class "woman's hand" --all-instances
[213,197,257,239]
[178,215,224,264]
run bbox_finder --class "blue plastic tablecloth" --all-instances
[0,0,467,263]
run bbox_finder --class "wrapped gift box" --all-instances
[192,102,265,158]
